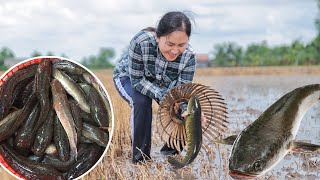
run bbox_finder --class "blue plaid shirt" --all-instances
[113,30,196,103]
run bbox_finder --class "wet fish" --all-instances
[83,73,112,126]
[80,83,109,129]
[0,64,37,120]
[81,109,98,126]
[14,102,40,155]
[69,100,83,144]
[52,59,87,75]
[79,135,94,144]
[33,59,52,132]
[82,122,109,147]
[221,84,320,179]
[0,109,22,136]
[52,68,90,113]
[42,143,89,172]
[0,143,65,180]
[66,143,104,179]
[20,79,35,106]
[11,76,34,109]
[51,79,78,159]
[32,107,54,156]
[53,115,70,161]
[0,94,38,142]
[168,96,202,168]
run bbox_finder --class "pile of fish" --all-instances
[0,58,111,180]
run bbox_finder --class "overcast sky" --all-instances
[0,0,318,63]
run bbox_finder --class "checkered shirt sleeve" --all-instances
[128,39,165,102]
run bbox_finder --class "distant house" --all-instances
[195,54,209,68]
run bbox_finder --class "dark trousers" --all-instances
[113,76,152,162]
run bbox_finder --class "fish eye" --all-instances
[254,160,263,171]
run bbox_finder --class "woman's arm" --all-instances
[176,55,196,86]
[128,40,165,103]
[157,54,196,101]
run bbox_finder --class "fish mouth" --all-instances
[229,170,258,179]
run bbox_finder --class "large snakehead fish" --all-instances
[219,84,320,179]
[168,96,202,168]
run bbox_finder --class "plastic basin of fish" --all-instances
[0,56,114,180]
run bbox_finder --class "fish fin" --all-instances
[168,156,186,169]
[290,141,320,154]
[213,135,238,145]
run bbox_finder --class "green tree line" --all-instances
[210,38,320,67]
[211,0,320,67]
[81,48,115,69]
[0,47,115,70]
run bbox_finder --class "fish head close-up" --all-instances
[186,96,201,116]
[228,131,289,179]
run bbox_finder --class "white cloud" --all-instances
[0,0,318,62]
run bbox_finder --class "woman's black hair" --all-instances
[143,11,193,38]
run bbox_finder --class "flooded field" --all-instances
[96,71,320,180]
[199,74,320,179]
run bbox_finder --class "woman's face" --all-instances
[157,31,189,61]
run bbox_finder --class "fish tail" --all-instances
[168,156,187,169]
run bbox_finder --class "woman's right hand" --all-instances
[174,102,187,122]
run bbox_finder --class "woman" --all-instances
[113,11,196,163]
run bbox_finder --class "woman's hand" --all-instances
[173,102,181,115]
[201,112,208,128]
[174,102,188,122]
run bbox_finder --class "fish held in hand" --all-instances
[168,96,202,168]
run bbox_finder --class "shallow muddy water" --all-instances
[201,74,320,179]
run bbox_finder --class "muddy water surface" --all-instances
[201,74,320,179]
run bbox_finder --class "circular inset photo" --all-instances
[0,56,113,180]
